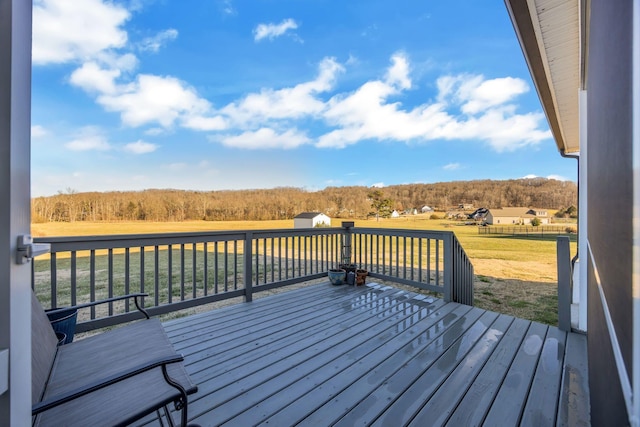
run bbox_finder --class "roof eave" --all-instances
[504,0,581,155]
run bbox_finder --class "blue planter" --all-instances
[328,269,346,285]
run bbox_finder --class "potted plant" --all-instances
[356,269,368,286]
[328,268,346,285]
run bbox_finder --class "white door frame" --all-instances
[0,0,33,425]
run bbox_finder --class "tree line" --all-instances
[31,178,577,223]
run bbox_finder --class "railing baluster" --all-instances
[90,249,96,319]
[139,247,145,309]
[50,253,57,308]
[192,243,197,298]
[304,236,308,276]
[233,240,238,290]
[70,251,77,307]
[278,237,282,281]
[154,246,159,306]
[224,241,229,292]
[410,237,414,281]
[427,239,431,285]
[108,248,114,316]
[180,244,185,300]
[168,244,173,304]
[214,242,219,295]
[271,238,276,282]
[418,238,423,283]
[262,238,266,284]
[285,237,289,279]
[314,235,318,274]
[436,239,440,288]
[244,232,253,302]
[381,235,385,275]
[203,242,208,296]
[403,236,407,280]
[125,248,130,312]
[297,235,301,278]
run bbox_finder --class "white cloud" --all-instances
[385,53,411,90]
[221,0,236,15]
[123,140,158,154]
[96,74,224,129]
[254,19,299,42]
[443,163,461,171]
[523,174,572,181]
[316,55,550,151]
[70,62,121,94]
[64,127,112,151]
[32,0,130,65]
[31,125,47,139]
[222,57,343,125]
[437,74,529,114]
[371,182,385,188]
[547,174,571,181]
[139,29,178,53]
[216,128,310,149]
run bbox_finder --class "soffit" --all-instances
[506,0,580,154]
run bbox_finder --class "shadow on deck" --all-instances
[140,282,589,426]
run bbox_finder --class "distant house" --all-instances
[458,203,474,210]
[293,212,331,228]
[421,206,434,213]
[486,207,550,225]
[390,210,400,218]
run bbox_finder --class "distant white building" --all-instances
[486,207,550,225]
[390,210,400,218]
[293,212,331,228]
[421,206,434,213]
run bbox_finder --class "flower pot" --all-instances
[328,269,346,285]
[356,269,368,286]
[46,307,78,345]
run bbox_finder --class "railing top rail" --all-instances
[351,227,454,239]
[34,227,346,252]
[249,228,343,238]
[33,230,248,244]
[33,226,462,252]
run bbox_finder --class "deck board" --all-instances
[139,282,588,427]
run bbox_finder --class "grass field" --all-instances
[32,216,577,325]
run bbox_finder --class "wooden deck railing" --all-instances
[32,224,474,332]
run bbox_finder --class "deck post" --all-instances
[557,236,572,331]
[443,232,453,302]
[244,232,253,302]
[341,222,354,267]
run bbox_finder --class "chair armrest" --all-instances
[32,353,185,415]
[46,293,150,319]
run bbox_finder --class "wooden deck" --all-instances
[142,282,589,426]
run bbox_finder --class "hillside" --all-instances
[32,178,577,223]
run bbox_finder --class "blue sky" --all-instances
[30,0,575,197]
